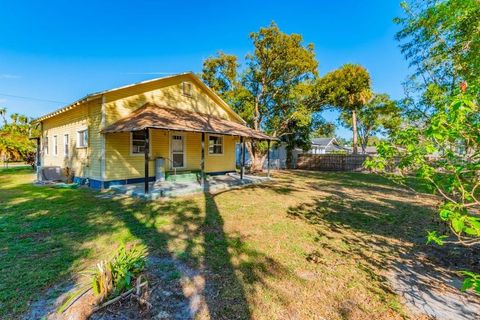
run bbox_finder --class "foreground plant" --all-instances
[365,84,479,293]
[100,244,146,298]
[58,244,147,313]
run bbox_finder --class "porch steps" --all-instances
[165,171,201,183]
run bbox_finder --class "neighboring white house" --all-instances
[307,138,350,154]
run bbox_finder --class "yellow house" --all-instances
[33,72,274,190]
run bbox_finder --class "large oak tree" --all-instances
[201,22,318,170]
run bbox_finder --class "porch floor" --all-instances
[108,172,269,200]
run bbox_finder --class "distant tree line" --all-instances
[0,107,37,167]
[200,22,399,169]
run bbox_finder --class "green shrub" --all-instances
[59,244,147,312]
[91,244,147,301]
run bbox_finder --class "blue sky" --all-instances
[0,0,409,139]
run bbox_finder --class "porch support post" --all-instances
[267,139,271,178]
[201,132,205,189]
[240,136,245,180]
[144,128,149,194]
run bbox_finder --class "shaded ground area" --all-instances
[1,167,479,319]
[109,172,268,199]
[90,256,203,320]
[285,171,480,319]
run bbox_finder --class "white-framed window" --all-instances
[44,136,49,155]
[53,135,58,156]
[208,135,223,155]
[77,129,88,148]
[182,81,192,97]
[64,134,69,157]
[131,130,146,155]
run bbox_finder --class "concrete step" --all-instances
[165,171,200,182]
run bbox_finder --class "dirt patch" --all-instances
[21,282,75,320]
[23,256,206,320]
[91,256,207,320]
[387,249,480,320]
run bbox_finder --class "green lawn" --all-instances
[0,167,443,319]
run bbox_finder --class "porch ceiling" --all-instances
[101,102,276,140]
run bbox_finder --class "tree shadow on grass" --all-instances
[99,189,293,319]
[202,192,251,319]
[0,177,127,317]
[201,191,294,319]
[52,183,289,319]
[286,179,480,319]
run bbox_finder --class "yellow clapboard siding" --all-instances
[87,99,103,179]
[205,134,237,173]
[40,73,245,185]
[41,99,102,178]
[104,130,238,180]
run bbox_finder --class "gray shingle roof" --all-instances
[311,137,334,147]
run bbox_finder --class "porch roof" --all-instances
[101,103,276,140]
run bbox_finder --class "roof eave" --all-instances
[32,72,247,125]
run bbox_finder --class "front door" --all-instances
[171,134,185,169]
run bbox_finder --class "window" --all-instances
[208,135,223,155]
[131,130,146,154]
[44,136,49,155]
[182,81,192,97]
[77,129,88,148]
[64,134,69,157]
[53,135,58,156]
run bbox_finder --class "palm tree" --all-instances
[315,64,372,154]
[0,107,6,125]
[18,115,28,125]
[10,113,19,125]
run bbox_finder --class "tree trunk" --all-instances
[246,95,267,172]
[250,152,267,172]
[361,138,367,154]
[246,141,267,173]
[352,108,358,154]
[286,147,293,169]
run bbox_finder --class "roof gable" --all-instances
[34,73,245,124]
[311,137,335,147]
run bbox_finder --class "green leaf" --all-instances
[439,208,451,220]
[452,218,465,233]
[462,278,474,292]
[426,231,447,246]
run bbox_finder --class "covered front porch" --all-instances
[101,103,276,195]
[108,172,268,200]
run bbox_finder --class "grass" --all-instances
[0,167,448,319]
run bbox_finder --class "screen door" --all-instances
[171,135,185,168]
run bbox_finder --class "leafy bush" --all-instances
[365,85,480,293]
[92,245,147,301]
[57,244,147,314]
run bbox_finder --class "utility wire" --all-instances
[0,93,67,104]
